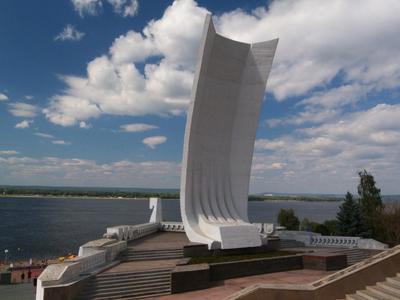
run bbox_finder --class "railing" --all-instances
[105,223,159,241]
[38,249,106,287]
[310,235,360,248]
[103,241,127,261]
[70,250,106,275]
[278,230,388,250]
[160,222,185,232]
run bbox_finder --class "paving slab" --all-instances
[0,283,35,300]
[153,269,332,300]
[127,232,190,250]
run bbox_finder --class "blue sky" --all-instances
[1,0,400,194]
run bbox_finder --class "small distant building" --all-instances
[9,265,46,284]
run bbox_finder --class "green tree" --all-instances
[300,218,312,231]
[337,192,364,236]
[278,208,300,230]
[314,223,330,235]
[323,219,339,235]
[357,170,383,236]
[301,218,338,235]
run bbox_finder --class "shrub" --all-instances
[278,208,300,230]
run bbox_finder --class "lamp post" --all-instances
[4,249,9,264]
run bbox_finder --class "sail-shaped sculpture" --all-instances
[180,14,278,249]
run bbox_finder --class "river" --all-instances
[0,197,342,260]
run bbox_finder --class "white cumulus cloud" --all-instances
[15,120,33,129]
[252,103,400,194]
[0,93,8,101]
[217,0,400,101]
[0,150,19,155]
[45,0,208,126]
[142,136,167,149]
[79,121,92,129]
[9,103,38,118]
[71,0,139,17]
[71,0,102,16]
[55,24,85,41]
[52,140,71,145]
[34,132,54,139]
[120,123,158,132]
[48,0,400,128]
[108,0,139,17]
[0,155,180,188]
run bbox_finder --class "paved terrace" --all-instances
[125,231,190,250]
[155,269,332,300]
[93,232,335,300]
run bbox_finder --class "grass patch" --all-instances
[188,250,299,264]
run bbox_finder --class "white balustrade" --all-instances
[160,222,185,232]
[105,223,159,241]
[310,235,360,248]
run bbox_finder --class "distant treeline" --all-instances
[1,187,344,201]
[0,187,180,199]
[248,194,342,202]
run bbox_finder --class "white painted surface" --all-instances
[149,197,162,223]
[180,14,278,249]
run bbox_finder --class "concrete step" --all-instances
[120,249,183,262]
[387,276,400,287]
[121,255,183,262]
[122,256,182,260]
[98,291,172,300]
[346,294,369,300]
[335,250,375,265]
[357,288,386,300]
[86,274,170,289]
[77,268,172,300]
[121,252,183,257]
[124,248,183,253]
[80,286,171,300]
[91,271,170,282]
[79,287,171,300]
[82,280,171,296]
[377,281,400,294]
[367,285,400,299]
[123,251,183,256]
[96,268,171,279]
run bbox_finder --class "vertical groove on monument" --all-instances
[180,14,278,249]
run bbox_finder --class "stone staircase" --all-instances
[339,273,400,300]
[76,268,172,300]
[333,248,380,266]
[119,248,184,262]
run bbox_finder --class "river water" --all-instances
[0,197,341,260]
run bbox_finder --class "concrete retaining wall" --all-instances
[171,254,303,293]
[227,245,400,300]
[209,255,303,281]
[171,264,210,293]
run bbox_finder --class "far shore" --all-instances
[0,194,345,202]
[0,194,173,200]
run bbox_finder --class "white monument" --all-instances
[149,197,162,223]
[180,14,278,249]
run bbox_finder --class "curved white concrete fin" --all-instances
[180,14,278,249]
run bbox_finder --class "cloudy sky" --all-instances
[1,0,399,194]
